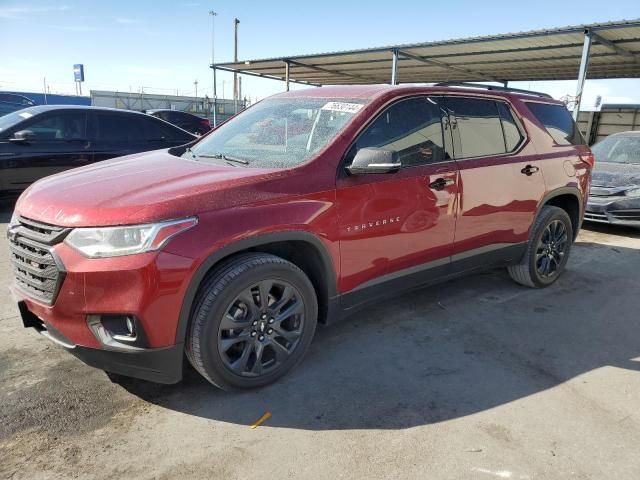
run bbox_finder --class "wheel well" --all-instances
[544,193,581,239]
[243,241,331,324]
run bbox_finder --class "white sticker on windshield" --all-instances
[19,112,33,119]
[321,102,364,114]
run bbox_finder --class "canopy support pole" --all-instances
[284,60,291,91]
[212,67,218,127]
[573,29,593,120]
[391,49,399,85]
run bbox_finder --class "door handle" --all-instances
[428,177,455,191]
[521,164,540,176]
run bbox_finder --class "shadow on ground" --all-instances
[582,221,640,239]
[112,236,640,431]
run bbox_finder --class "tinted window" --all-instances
[143,117,189,141]
[93,113,145,142]
[347,97,446,167]
[0,110,35,134]
[25,112,87,141]
[170,111,189,122]
[497,102,523,152]
[446,97,505,158]
[0,94,33,105]
[527,102,584,145]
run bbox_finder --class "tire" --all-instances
[508,205,573,288]
[185,252,318,390]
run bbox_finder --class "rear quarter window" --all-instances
[526,102,585,146]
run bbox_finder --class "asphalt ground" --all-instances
[1,200,640,479]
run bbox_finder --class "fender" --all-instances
[174,230,339,345]
[537,186,583,237]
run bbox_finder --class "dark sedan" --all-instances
[585,131,640,227]
[0,105,196,196]
[147,109,212,136]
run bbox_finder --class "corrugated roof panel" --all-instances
[215,19,640,85]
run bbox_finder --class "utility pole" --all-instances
[209,10,218,126]
[43,77,48,104]
[233,18,240,114]
[194,80,198,98]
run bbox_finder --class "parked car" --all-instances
[0,93,36,116]
[585,131,640,227]
[9,84,593,390]
[0,105,196,196]
[147,109,212,136]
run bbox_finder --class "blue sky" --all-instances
[0,0,639,107]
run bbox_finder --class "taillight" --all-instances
[201,119,211,129]
[580,151,595,167]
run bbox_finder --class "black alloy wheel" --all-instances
[535,219,569,278]
[507,205,573,288]
[186,253,317,390]
[218,279,305,377]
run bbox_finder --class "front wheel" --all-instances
[186,253,318,390]
[508,206,573,288]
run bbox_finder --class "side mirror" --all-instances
[346,147,401,175]
[9,130,35,143]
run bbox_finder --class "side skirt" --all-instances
[326,242,527,324]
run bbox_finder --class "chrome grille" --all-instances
[584,211,608,223]
[610,210,640,220]
[7,216,70,305]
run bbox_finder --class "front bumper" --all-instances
[18,300,183,383]
[585,195,640,226]
[9,218,198,384]
[10,239,196,349]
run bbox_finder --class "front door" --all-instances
[336,96,458,308]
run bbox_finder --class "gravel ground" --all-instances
[1,201,640,480]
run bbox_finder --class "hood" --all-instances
[591,161,640,188]
[16,150,284,227]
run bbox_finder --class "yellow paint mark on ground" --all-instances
[250,412,272,429]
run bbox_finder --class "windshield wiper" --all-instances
[197,153,250,165]
[183,147,197,159]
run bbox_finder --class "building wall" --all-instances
[577,105,640,145]
[1,91,90,106]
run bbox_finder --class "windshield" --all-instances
[0,109,35,133]
[187,97,367,168]
[592,135,640,164]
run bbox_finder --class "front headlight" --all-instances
[625,187,640,197]
[64,217,197,258]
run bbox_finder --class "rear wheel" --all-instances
[186,253,317,390]
[508,205,573,288]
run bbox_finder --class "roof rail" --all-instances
[433,82,553,99]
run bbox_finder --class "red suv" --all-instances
[8,84,593,390]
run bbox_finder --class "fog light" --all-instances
[87,314,145,351]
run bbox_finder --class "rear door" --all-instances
[336,96,458,305]
[89,112,148,161]
[0,110,91,189]
[444,96,545,266]
[142,116,195,148]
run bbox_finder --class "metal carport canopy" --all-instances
[212,19,640,87]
